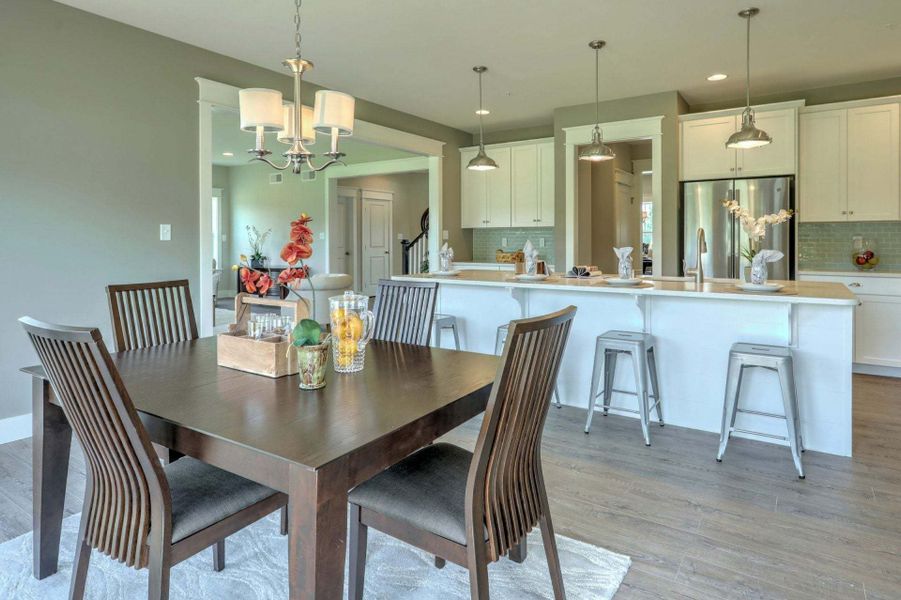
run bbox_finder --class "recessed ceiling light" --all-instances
[222,152,235,157]
[707,73,728,81]
[475,109,490,115]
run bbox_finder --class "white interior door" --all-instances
[361,191,393,296]
[333,187,357,282]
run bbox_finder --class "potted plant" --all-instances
[246,225,272,268]
[291,318,331,389]
[722,199,794,280]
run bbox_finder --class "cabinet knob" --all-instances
[849,211,854,215]
[730,167,735,172]
[841,211,847,215]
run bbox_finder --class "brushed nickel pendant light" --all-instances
[725,8,772,149]
[579,40,615,162]
[468,66,498,171]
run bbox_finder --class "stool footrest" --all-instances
[731,427,789,442]
[736,408,787,420]
[594,388,657,399]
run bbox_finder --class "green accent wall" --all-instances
[799,222,901,273]
[0,0,471,421]
[471,228,556,265]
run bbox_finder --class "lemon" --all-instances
[347,314,364,340]
[336,353,354,368]
[331,308,346,323]
[338,338,357,356]
[332,319,349,340]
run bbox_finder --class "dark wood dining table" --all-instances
[24,337,497,599]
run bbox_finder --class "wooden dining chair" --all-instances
[20,317,288,600]
[371,279,438,346]
[347,306,577,599]
[106,280,198,352]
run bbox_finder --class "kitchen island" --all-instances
[393,271,858,456]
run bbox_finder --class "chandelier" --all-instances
[238,0,355,174]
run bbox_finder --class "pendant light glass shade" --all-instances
[468,66,498,171]
[278,104,316,145]
[726,8,771,149]
[239,88,284,132]
[579,40,615,162]
[312,90,355,136]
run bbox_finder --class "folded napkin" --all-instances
[439,242,455,272]
[750,249,784,285]
[613,247,634,280]
[523,240,539,275]
[569,265,603,278]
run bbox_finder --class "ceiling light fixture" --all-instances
[238,0,354,174]
[725,8,772,150]
[707,73,728,81]
[475,108,490,115]
[578,40,615,162]
[222,152,235,157]
[467,66,498,171]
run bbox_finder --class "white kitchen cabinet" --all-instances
[847,103,900,221]
[799,109,847,222]
[461,139,553,229]
[799,102,900,222]
[680,107,797,181]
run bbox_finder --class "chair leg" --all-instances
[68,539,91,600]
[553,387,562,409]
[467,556,490,600]
[212,540,225,572]
[632,350,651,446]
[508,537,528,563]
[434,556,446,569]
[584,338,604,433]
[717,358,743,462]
[348,503,368,600]
[280,506,288,536]
[147,548,171,600]
[452,324,461,351]
[538,509,566,599]
[777,359,805,479]
[647,346,664,426]
[602,350,617,416]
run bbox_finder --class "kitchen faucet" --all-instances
[684,228,707,286]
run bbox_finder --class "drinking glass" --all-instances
[329,291,375,373]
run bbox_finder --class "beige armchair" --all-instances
[291,273,354,324]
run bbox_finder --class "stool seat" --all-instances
[585,330,663,445]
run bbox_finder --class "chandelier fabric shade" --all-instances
[278,104,316,145]
[239,88,285,132]
[313,91,355,136]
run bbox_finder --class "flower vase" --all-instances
[297,340,330,390]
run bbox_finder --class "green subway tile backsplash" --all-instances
[472,227,556,265]
[798,221,901,272]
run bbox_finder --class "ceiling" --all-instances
[211,107,415,167]
[57,0,901,132]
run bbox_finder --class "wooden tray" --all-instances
[216,292,310,378]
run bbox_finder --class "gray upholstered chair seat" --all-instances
[348,443,486,545]
[164,457,280,543]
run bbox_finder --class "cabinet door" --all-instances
[855,294,901,367]
[799,109,847,222]
[538,142,555,226]
[847,103,900,221]
[680,115,738,180]
[460,148,487,228]
[737,108,797,177]
[485,146,512,227]
[511,145,539,227]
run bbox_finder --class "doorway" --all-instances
[361,191,393,295]
[332,187,358,289]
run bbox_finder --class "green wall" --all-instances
[799,222,901,273]
[0,0,470,422]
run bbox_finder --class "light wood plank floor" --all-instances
[1,374,898,599]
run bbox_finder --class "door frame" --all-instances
[360,190,394,295]
[334,186,361,291]
[196,77,445,335]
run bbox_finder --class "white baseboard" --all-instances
[854,363,901,378]
[0,413,32,445]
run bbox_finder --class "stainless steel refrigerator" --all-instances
[681,177,794,280]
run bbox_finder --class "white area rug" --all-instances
[0,513,630,599]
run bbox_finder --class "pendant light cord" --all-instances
[478,70,486,149]
[594,46,600,129]
[745,12,751,109]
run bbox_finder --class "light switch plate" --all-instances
[442,230,449,240]
[501,237,508,247]
[318,232,325,240]
[397,233,405,240]
[159,224,171,241]
[539,238,545,248]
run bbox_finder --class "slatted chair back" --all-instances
[106,280,198,352]
[371,279,438,346]
[20,317,168,569]
[466,306,576,561]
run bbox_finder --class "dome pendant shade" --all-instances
[726,107,772,149]
[580,40,615,162]
[468,147,499,171]
[579,127,615,162]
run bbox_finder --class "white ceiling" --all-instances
[56,0,901,132]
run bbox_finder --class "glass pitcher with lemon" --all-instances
[329,291,375,373]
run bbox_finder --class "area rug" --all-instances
[0,513,630,599]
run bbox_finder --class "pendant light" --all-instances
[579,40,615,162]
[467,66,498,171]
[725,8,772,149]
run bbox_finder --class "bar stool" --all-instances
[496,324,562,408]
[717,343,805,478]
[584,330,663,446]
[433,314,461,350]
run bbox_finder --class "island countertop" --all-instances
[393,270,858,306]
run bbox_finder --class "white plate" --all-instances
[605,278,644,287]
[735,282,784,293]
[514,273,549,281]
[431,270,461,277]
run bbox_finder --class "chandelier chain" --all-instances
[294,0,303,59]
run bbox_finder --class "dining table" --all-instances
[23,336,498,599]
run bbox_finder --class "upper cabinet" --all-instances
[461,139,554,229]
[799,101,900,222]
[680,107,798,181]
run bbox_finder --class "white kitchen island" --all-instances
[393,271,858,457]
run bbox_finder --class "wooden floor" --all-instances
[1,373,899,599]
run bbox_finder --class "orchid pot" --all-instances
[296,339,330,390]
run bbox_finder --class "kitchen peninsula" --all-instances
[394,270,858,456]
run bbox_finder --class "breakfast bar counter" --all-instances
[394,271,857,456]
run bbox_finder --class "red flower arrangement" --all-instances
[235,213,315,304]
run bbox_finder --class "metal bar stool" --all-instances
[717,343,805,478]
[433,313,461,350]
[496,324,562,408]
[584,330,663,446]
